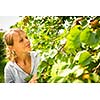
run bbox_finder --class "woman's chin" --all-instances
[26,48,31,53]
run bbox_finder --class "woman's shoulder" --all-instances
[4,61,15,70]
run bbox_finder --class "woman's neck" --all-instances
[15,52,31,74]
[15,53,31,66]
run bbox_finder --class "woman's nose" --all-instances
[25,38,30,43]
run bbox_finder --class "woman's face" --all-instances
[12,30,31,55]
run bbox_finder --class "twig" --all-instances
[92,63,100,74]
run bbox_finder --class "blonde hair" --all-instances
[3,28,24,61]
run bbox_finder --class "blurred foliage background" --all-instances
[0,31,7,82]
[0,16,100,83]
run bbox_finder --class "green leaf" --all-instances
[78,51,92,66]
[59,68,72,77]
[24,74,33,82]
[81,19,88,26]
[90,73,100,82]
[51,63,58,77]
[80,27,91,43]
[95,29,100,43]
[38,61,47,73]
[66,25,81,49]
[47,57,54,65]
[88,32,96,45]
[72,79,83,83]
[80,27,96,45]
[53,76,64,83]
[74,68,84,77]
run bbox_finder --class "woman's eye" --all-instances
[19,39,23,42]
[25,36,28,39]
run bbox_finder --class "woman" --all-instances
[3,28,41,83]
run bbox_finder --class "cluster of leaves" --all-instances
[0,31,6,82]
[11,16,100,83]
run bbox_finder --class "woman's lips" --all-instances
[26,43,31,48]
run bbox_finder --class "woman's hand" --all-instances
[28,74,37,83]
